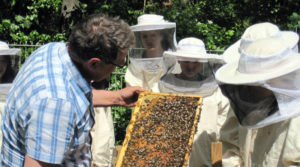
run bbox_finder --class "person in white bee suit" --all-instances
[216,23,300,167]
[125,14,178,92]
[0,41,20,151]
[158,37,236,166]
[216,33,300,167]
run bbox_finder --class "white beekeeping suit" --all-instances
[0,41,20,151]
[216,34,300,167]
[125,14,178,92]
[158,37,238,166]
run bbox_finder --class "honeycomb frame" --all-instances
[116,92,203,167]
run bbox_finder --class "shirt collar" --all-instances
[58,43,92,95]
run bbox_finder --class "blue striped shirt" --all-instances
[0,42,94,166]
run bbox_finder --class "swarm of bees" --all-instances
[116,92,202,167]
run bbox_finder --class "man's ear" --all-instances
[87,57,102,69]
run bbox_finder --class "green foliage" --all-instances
[149,0,242,50]
[0,0,67,44]
[112,106,132,145]
[287,12,300,31]
[108,67,127,91]
[195,23,235,50]
[19,46,41,64]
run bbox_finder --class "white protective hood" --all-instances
[125,14,177,91]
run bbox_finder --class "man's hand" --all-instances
[92,86,147,107]
[116,86,148,107]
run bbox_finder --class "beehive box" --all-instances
[116,92,203,167]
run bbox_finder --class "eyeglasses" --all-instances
[106,61,125,68]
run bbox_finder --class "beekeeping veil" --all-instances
[216,36,300,129]
[0,41,21,101]
[126,14,177,91]
[159,37,224,96]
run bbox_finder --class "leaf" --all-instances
[15,15,24,22]
[2,19,11,27]
[24,20,32,29]
[10,23,19,31]
[227,30,235,36]
[11,0,16,7]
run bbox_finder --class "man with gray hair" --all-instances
[0,14,145,166]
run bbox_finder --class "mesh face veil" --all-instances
[125,14,178,92]
[220,69,300,129]
[128,17,177,74]
[262,69,300,124]
[219,84,279,128]
[219,58,300,128]
[129,48,166,74]
[159,60,219,96]
[159,37,224,96]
